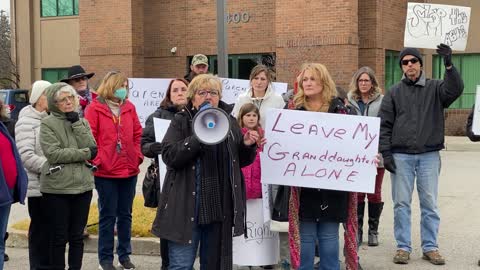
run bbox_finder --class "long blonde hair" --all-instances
[293,63,337,110]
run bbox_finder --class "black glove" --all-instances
[65,111,80,123]
[149,142,163,155]
[383,153,396,174]
[436,43,452,67]
[89,146,98,160]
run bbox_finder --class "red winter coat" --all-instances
[85,98,143,178]
[241,127,263,199]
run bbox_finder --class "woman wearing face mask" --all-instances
[141,78,189,270]
[84,71,143,270]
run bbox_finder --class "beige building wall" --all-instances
[12,0,79,89]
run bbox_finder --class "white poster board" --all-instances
[404,3,471,51]
[128,78,288,127]
[128,78,172,126]
[260,109,379,193]
[153,118,171,192]
[472,86,480,135]
[233,199,280,266]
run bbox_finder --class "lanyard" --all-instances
[108,106,122,153]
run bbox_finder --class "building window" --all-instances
[433,54,480,109]
[41,0,79,17]
[42,68,69,83]
[384,50,403,91]
[186,54,276,80]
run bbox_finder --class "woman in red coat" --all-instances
[85,71,143,270]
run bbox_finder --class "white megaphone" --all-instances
[192,103,231,145]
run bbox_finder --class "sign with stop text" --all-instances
[260,109,379,193]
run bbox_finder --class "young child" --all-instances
[236,103,275,269]
[237,103,264,199]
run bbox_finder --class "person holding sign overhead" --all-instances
[288,63,358,270]
[347,67,385,247]
[379,44,463,265]
[157,74,259,270]
[142,78,189,270]
[84,71,143,270]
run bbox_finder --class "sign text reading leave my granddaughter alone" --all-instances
[261,109,380,193]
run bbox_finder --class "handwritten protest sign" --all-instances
[128,78,172,127]
[233,199,279,266]
[128,78,288,127]
[472,86,480,135]
[260,109,379,193]
[404,3,471,51]
[153,118,171,192]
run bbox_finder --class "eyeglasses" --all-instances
[197,90,219,97]
[57,95,75,104]
[358,79,371,84]
[401,58,419,66]
[72,76,88,83]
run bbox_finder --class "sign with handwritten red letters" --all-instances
[260,109,379,193]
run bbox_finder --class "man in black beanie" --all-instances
[379,44,464,266]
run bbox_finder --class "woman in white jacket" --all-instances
[232,64,285,128]
[15,80,51,269]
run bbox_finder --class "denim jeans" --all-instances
[0,202,11,270]
[299,221,340,270]
[168,223,221,270]
[95,176,137,264]
[391,151,441,253]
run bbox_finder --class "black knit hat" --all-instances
[399,48,423,68]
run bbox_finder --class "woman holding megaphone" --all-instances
[154,74,260,270]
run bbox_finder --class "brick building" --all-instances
[10,0,480,135]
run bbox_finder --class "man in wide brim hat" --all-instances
[61,65,97,118]
[60,65,95,83]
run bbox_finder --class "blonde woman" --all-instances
[85,71,143,270]
[288,63,358,270]
[156,74,259,270]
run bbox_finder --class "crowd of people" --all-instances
[0,43,469,270]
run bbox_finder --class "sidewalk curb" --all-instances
[6,229,160,256]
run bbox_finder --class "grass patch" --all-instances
[11,195,157,237]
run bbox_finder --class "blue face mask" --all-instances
[114,88,127,100]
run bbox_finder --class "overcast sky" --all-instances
[0,1,10,15]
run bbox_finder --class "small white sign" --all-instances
[233,199,280,266]
[472,86,480,135]
[153,118,171,192]
[261,109,379,193]
[404,3,471,51]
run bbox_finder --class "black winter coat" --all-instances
[298,97,350,223]
[379,67,463,155]
[151,101,257,244]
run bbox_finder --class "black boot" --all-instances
[368,202,384,246]
[357,202,365,245]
